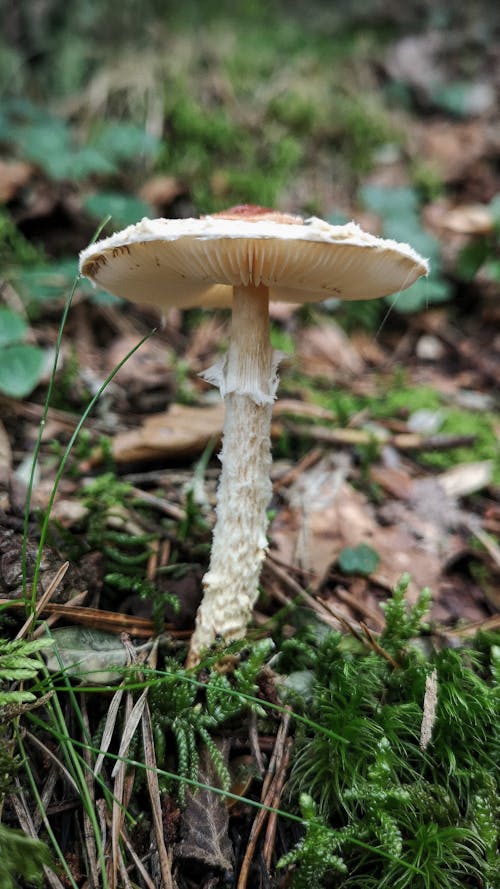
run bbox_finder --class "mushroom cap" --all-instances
[79,213,428,309]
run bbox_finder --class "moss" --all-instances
[332,93,397,175]
[422,407,500,480]
[270,324,295,355]
[295,375,499,481]
[0,209,44,269]
[281,577,500,888]
[371,383,443,417]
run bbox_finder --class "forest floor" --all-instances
[0,5,499,888]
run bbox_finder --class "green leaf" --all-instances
[90,122,160,164]
[0,824,52,888]
[0,689,37,705]
[456,239,491,281]
[383,219,441,265]
[484,259,500,282]
[83,191,152,228]
[17,260,78,303]
[0,667,41,680]
[70,146,117,179]
[430,81,481,118]
[386,276,450,313]
[360,185,420,218]
[0,343,46,398]
[338,542,380,576]
[0,308,28,346]
[488,195,500,228]
[328,211,350,225]
[9,120,73,179]
[42,626,142,683]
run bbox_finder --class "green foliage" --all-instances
[14,259,115,312]
[338,542,380,576]
[0,342,46,399]
[83,192,152,229]
[0,635,53,881]
[150,639,273,804]
[0,209,44,269]
[380,573,431,651]
[1,100,160,182]
[88,122,160,165]
[0,824,52,888]
[0,639,51,704]
[77,473,159,583]
[360,184,451,314]
[277,793,347,887]
[160,91,303,212]
[310,379,500,484]
[429,81,486,118]
[281,577,499,888]
[419,405,500,479]
[333,94,395,176]
[0,308,28,347]
[51,473,182,630]
[0,636,52,707]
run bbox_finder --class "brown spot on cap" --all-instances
[209,205,303,225]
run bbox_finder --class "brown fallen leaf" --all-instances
[0,159,34,203]
[412,120,489,183]
[175,744,233,874]
[0,420,13,472]
[104,403,225,464]
[297,322,364,377]
[271,457,446,598]
[439,204,494,235]
[94,399,338,466]
[138,175,185,208]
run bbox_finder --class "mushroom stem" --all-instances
[187,284,276,665]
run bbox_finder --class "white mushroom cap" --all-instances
[79,212,429,309]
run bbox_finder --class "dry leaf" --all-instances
[42,627,149,684]
[109,403,225,463]
[297,322,364,377]
[271,457,373,583]
[0,420,13,472]
[0,160,33,203]
[271,457,447,598]
[413,120,488,183]
[176,744,233,873]
[440,204,494,235]
[104,334,175,388]
[437,461,493,498]
[138,175,185,207]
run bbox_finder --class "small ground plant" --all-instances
[0,635,53,887]
[279,575,499,888]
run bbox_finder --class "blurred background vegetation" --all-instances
[2,0,498,215]
[1,0,500,392]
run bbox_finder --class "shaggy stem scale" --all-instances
[187,284,277,664]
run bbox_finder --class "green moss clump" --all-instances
[421,407,500,479]
[279,575,500,888]
[304,376,500,482]
[0,209,44,269]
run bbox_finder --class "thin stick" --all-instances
[237,709,292,889]
[1,600,158,638]
[263,737,293,869]
[15,562,69,640]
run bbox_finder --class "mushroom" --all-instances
[79,205,428,665]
